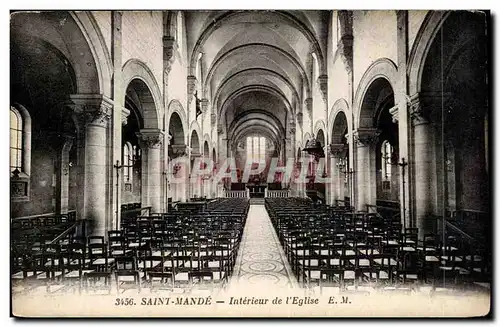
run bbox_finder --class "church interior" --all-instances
[10,10,490,299]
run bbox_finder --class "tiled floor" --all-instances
[229,205,298,290]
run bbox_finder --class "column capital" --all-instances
[388,104,399,123]
[304,97,313,111]
[137,129,164,149]
[163,36,176,81]
[304,98,313,124]
[164,61,172,80]
[317,75,328,103]
[410,91,454,126]
[338,34,353,74]
[170,144,187,158]
[187,76,198,107]
[163,36,176,62]
[329,143,347,158]
[121,106,131,126]
[217,124,224,135]
[297,112,303,128]
[410,94,428,126]
[201,98,209,113]
[353,128,380,147]
[185,146,193,157]
[211,113,217,127]
[67,94,113,130]
[187,75,198,95]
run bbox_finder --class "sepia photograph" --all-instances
[8,8,492,318]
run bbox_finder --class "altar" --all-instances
[246,184,267,198]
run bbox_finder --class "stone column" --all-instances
[137,129,164,214]
[111,11,124,231]
[354,128,380,212]
[411,95,433,239]
[395,10,411,232]
[70,94,112,237]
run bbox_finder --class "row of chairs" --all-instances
[12,198,250,295]
[265,198,490,294]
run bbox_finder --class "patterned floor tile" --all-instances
[230,205,298,290]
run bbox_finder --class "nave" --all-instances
[11,197,491,299]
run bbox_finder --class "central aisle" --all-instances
[230,204,298,290]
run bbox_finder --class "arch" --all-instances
[167,111,186,147]
[358,77,395,130]
[71,11,113,97]
[212,148,217,162]
[189,10,325,75]
[353,58,398,129]
[205,43,310,97]
[328,98,349,131]
[190,129,201,155]
[303,132,312,147]
[203,133,211,149]
[12,12,102,96]
[228,110,286,140]
[330,110,349,145]
[313,119,326,140]
[214,68,300,110]
[189,120,202,151]
[167,99,187,143]
[122,59,163,129]
[408,11,450,96]
[316,129,326,148]
[203,140,210,156]
[220,84,294,119]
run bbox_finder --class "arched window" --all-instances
[10,107,23,173]
[381,140,393,181]
[10,104,31,200]
[246,136,266,163]
[123,142,133,184]
[246,137,252,161]
[259,137,265,162]
[312,52,319,82]
[196,52,203,94]
[176,11,184,56]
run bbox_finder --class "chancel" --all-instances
[10,10,491,304]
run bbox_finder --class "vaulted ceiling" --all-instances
[184,10,329,147]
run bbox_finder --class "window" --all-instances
[176,11,184,55]
[381,140,393,180]
[259,137,266,161]
[246,136,266,163]
[196,52,203,94]
[10,107,22,173]
[10,104,31,200]
[123,142,133,184]
[312,52,319,82]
